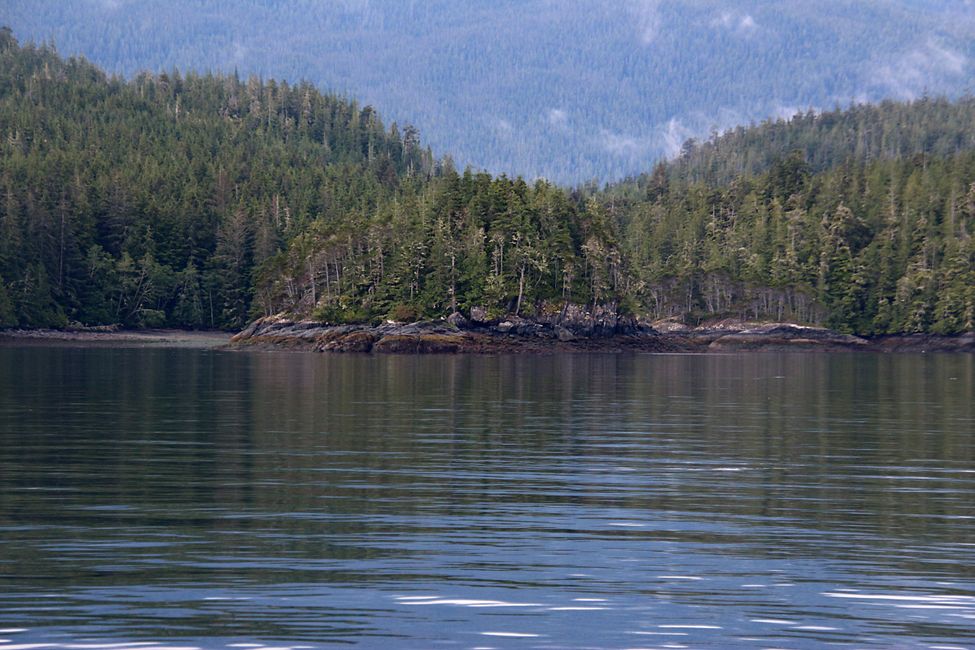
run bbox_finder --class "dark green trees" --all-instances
[604,145,975,335]
[0,33,432,328]
[1,32,973,335]
[255,171,625,324]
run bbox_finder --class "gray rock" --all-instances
[232,318,263,341]
[447,312,469,329]
[470,306,489,324]
[556,326,575,342]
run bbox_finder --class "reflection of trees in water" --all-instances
[0,350,972,587]
[231,353,975,550]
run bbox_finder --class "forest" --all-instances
[4,0,974,183]
[0,31,973,335]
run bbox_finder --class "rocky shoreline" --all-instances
[3,315,971,354]
[229,313,975,354]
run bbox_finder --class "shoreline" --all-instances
[2,321,973,354]
[0,328,232,349]
[228,317,975,354]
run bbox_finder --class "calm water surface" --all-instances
[0,348,973,649]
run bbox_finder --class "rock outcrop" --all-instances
[229,311,975,354]
[870,332,975,353]
[704,323,870,351]
[230,304,672,354]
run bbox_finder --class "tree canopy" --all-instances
[4,1,974,183]
[1,31,973,335]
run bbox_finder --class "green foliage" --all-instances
[387,304,421,323]
[1,33,973,336]
[0,275,15,327]
[0,34,432,329]
[656,99,975,187]
[259,170,625,323]
[15,263,67,328]
[311,303,371,326]
[603,143,975,335]
[5,2,974,183]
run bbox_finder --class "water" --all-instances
[0,348,973,649]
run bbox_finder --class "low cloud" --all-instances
[628,0,663,45]
[599,129,656,157]
[656,108,749,158]
[493,118,514,136]
[874,38,967,100]
[599,117,705,161]
[547,108,569,131]
[232,41,248,64]
[771,104,804,121]
[711,10,758,35]
[659,118,695,158]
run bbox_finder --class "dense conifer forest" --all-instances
[5,0,974,182]
[1,31,973,335]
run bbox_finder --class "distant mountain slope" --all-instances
[3,0,974,183]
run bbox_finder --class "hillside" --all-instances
[1,33,973,337]
[0,32,622,332]
[641,98,975,187]
[0,29,435,329]
[3,0,974,183]
[598,99,975,335]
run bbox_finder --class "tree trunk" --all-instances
[515,263,526,315]
[450,253,457,313]
[308,257,316,306]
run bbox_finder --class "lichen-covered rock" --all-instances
[871,332,975,353]
[469,306,490,324]
[230,318,263,342]
[447,312,470,329]
[373,334,463,354]
[230,311,912,355]
[708,324,869,351]
[318,330,378,352]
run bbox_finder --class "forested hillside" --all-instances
[599,101,975,335]
[0,30,436,329]
[3,0,974,182]
[646,99,975,186]
[0,32,623,331]
[1,33,973,336]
